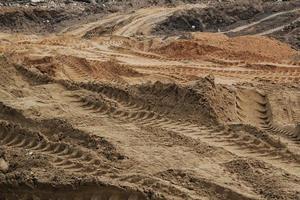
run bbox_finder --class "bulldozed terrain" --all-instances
[0,0,300,199]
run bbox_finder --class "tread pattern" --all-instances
[0,121,101,174]
[236,89,300,144]
[69,92,300,171]
[130,64,300,84]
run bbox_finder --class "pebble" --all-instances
[0,158,9,173]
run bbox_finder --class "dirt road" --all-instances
[224,8,300,34]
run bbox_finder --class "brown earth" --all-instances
[154,0,300,49]
[152,33,298,63]
[0,1,300,200]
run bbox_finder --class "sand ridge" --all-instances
[0,1,300,199]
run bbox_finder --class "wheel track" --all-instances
[224,8,300,34]
[79,83,300,170]
[0,120,102,174]
[38,37,94,49]
[119,172,257,200]
[236,89,300,150]
[102,39,125,47]
[69,92,300,172]
[184,125,300,173]
[205,57,246,66]
[57,56,92,82]
[125,47,300,68]
[132,64,300,83]
[16,55,299,88]
[70,93,203,135]
[57,56,129,85]
[256,16,300,36]
[13,34,40,44]
[291,94,300,123]
[76,83,154,114]
[12,59,300,174]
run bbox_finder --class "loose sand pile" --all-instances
[153,33,297,62]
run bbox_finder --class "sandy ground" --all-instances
[0,1,300,200]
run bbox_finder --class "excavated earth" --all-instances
[0,0,300,200]
[154,0,300,49]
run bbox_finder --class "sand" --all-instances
[0,1,300,200]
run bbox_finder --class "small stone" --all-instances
[0,158,9,173]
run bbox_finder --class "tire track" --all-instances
[113,4,206,37]
[0,120,101,174]
[102,39,125,47]
[132,64,300,84]
[236,89,299,139]
[118,172,257,200]
[180,124,300,175]
[224,8,300,34]
[69,92,205,135]
[256,16,300,36]
[68,91,300,174]
[57,56,92,82]
[236,89,300,159]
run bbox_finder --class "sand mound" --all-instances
[20,55,143,83]
[91,59,143,79]
[153,33,297,62]
[134,75,236,124]
[153,40,222,59]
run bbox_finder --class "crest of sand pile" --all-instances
[19,54,143,83]
[222,35,297,62]
[154,32,297,63]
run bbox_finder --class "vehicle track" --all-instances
[114,4,206,37]
[117,172,258,200]
[236,89,300,158]
[131,64,300,84]
[68,91,300,175]
[0,120,102,174]
[1,2,300,198]
[62,4,207,38]
[57,56,92,82]
[224,8,300,34]
[256,17,300,36]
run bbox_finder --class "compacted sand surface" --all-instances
[0,0,300,199]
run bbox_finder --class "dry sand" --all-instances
[0,1,300,200]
